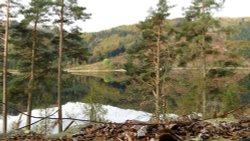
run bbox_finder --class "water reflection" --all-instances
[5,71,250,119]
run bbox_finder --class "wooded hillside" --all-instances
[79,17,250,69]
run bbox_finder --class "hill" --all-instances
[83,25,139,63]
[69,17,250,70]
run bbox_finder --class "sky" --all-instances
[77,0,250,32]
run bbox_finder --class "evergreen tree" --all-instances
[125,0,175,122]
[63,27,90,65]
[20,0,53,130]
[182,0,225,117]
[53,0,90,132]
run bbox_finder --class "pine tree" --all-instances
[21,0,53,130]
[53,0,90,132]
[182,0,224,117]
[126,0,175,122]
[62,27,90,66]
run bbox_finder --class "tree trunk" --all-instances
[201,45,207,118]
[201,0,207,118]
[57,0,64,133]
[26,17,38,130]
[155,27,161,123]
[2,0,10,135]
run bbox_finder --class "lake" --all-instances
[4,71,250,120]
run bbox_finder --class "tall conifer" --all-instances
[183,0,224,117]
[126,0,174,122]
[21,0,53,130]
[53,0,90,132]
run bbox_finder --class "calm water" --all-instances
[6,71,250,119]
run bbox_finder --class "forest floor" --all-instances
[1,118,249,141]
[1,105,249,140]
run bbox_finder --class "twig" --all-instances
[203,103,249,121]
[16,109,59,130]
[64,120,75,132]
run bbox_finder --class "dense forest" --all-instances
[0,0,250,139]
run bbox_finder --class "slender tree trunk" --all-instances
[201,0,207,118]
[155,27,161,123]
[162,97,167,122]
[57,0,64,132]
[26,17,38,130]
[2,0,10,135]
[201,44,207,118]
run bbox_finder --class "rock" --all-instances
[137,126,148,138]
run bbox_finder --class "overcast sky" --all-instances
[77,0,250,32]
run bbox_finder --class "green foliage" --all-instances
[84,18,250,69]
[103,58,114,69]
[84,25,139,63]
[177,0,229,117]
[51,27,90,65]
[5,0,91,113]
[0,0,22,19]
[222,82,241,111]
[82,77,122,105]
[82,86,107,121]
[53,0,90,26]
[232,22,250,40]
[125,0,177,118]
[7,75,27,108]
[228,21,250,67]
[21,0,53,24]
[182,0,223,44]
[207,69,234,78]
[9,22,56,73]
[105,43,125,58]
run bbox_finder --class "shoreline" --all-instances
[64,69,126,73]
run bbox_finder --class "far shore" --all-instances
[64,69,126,73]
